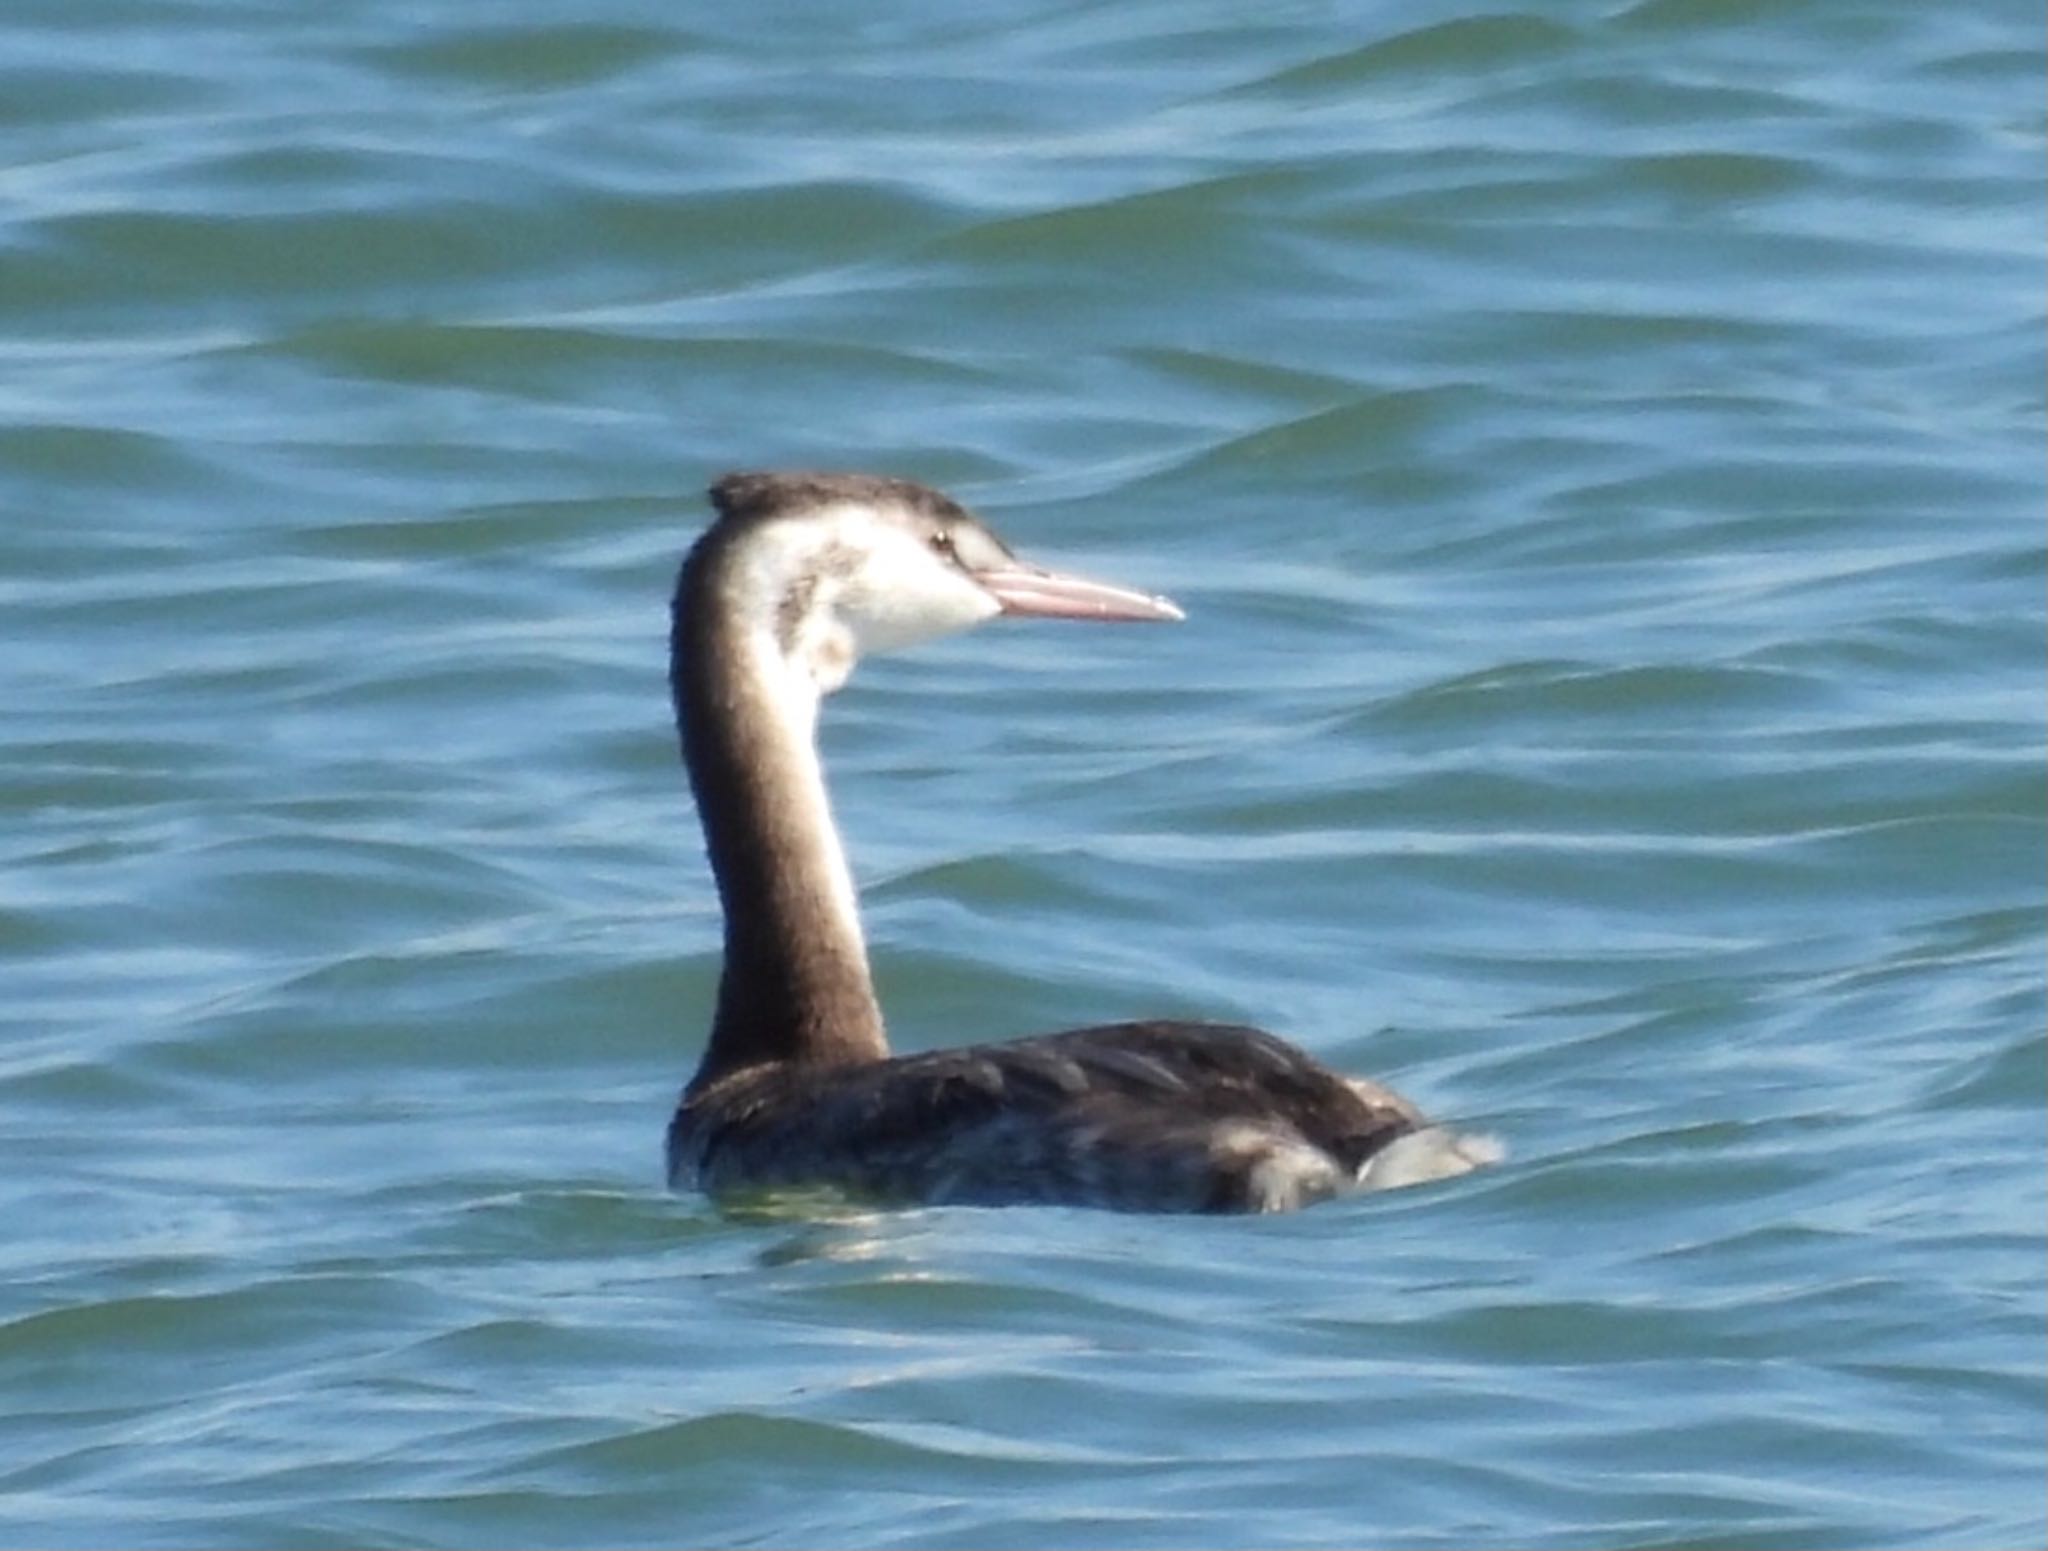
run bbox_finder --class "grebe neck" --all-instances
[671,543,888,1092]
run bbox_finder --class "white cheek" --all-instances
[743,506,1003,683]
[849,576,999,654]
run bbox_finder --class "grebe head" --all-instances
[702,471,1183,696]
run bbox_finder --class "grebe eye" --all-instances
[928,529,956,558]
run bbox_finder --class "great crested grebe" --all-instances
[664,471,1498,1212]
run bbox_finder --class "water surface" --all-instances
[2,1,2043,1546]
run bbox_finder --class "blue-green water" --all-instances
[3,1,2043,1545]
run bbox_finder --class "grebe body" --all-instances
[665,472,1496,1213]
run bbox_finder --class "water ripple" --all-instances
[3,0,2041,1546]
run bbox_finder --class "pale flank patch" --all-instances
[1356,1126,1505,1192]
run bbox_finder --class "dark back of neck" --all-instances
[671,540,890,1091]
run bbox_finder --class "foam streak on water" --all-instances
[2,1,2042,1546]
